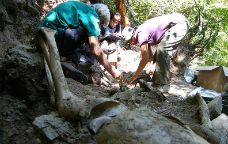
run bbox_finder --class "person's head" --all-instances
[163,13,190,48]
[91,3,110,27]
[89,0,102,4]
[109,12,121,29]
[122,26,136,46]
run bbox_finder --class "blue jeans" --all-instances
[54,27,96,66]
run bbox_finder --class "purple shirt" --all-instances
[133,13,182,46]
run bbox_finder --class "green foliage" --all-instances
[188,2,228,66]
[128,0,194,25]
[200,32,228,67]
[100,0,116,13]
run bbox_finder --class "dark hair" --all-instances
[89,0,102,4]
[110,12,121,20]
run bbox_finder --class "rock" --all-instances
[211,114,228,144]
[0,5,8,31]
[3,0,19,15]
[3,43,44,101]
[224,83,228,93]
[26,0,39,16]
[33,112,78,142]
[208,96,222,120]
[97,108,209,144]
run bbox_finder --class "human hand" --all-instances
[127,76,137,85]
[110,33,122,38]
[112,69,123,80]
[127,79,134,85]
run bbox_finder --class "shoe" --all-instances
[103,48,116,55]
[61,62,88,84]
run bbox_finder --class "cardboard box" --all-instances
[196,66,228,92]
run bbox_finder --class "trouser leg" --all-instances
[153,14,189,85]
[153,41,171,85]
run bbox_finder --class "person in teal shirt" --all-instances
[38,1,123,81]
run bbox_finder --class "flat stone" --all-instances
[211,114,228,144]
[97,108,209,144]
[33,112,77,142]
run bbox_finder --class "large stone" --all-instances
[208,96,222,120]
[0,5,8,31]
[33,112,78,143]
[211,114,228,144]
[3,43,44,101]
[97,108,209,144]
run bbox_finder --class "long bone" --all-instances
[39,27,85,119]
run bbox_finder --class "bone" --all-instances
[44,58,56,106]
[88,116,111,135]
[39,27,81,119]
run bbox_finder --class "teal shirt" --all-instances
[38,1,100,36]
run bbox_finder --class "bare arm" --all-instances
[88,36,123,80]
[128,42,150,84]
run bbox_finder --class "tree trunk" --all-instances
[116,0,130,27]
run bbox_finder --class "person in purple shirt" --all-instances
[122,13,189,87]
